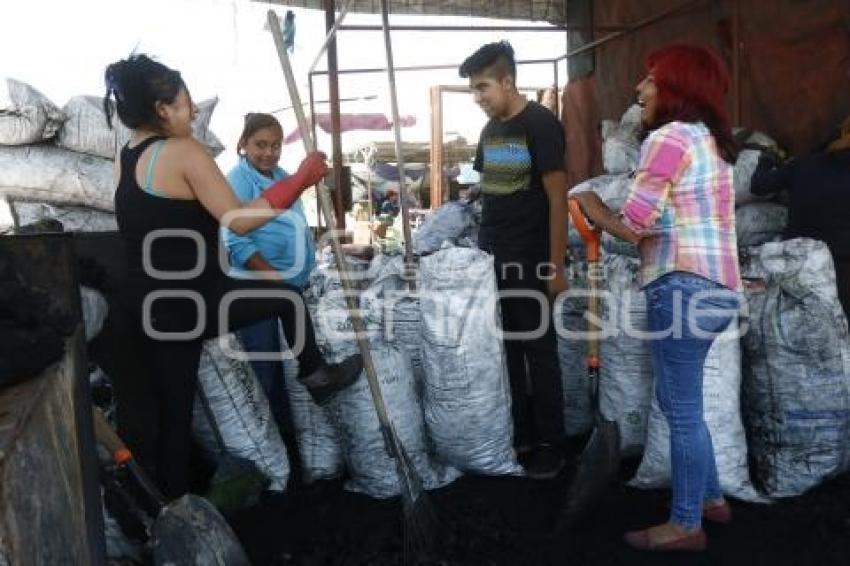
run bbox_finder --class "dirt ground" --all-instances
[227,436,850,566]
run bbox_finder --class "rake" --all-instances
[267,9,435,560]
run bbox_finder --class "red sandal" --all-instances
[703,501,733,524]
[624,525,707,552]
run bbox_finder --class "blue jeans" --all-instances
[238,318,289,429]
[644,271,740,530]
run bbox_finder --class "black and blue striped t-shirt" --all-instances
[473,101,565,261]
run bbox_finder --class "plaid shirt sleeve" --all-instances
[621,124,692,234]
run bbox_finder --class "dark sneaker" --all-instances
[524,444,565,480]
[299,353,363,405]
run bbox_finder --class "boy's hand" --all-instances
[547,270,569,298]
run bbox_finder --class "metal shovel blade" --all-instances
[558,419,621,530]
[151,494,251,566]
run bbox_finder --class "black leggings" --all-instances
[110,274,323,498]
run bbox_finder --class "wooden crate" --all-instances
[0,234,105,565]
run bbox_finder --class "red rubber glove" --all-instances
[262,151,328,209]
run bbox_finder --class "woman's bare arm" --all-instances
[178,138,278,235]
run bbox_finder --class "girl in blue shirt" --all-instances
[222,113,317,426]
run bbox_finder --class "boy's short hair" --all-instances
[459,41,516,80]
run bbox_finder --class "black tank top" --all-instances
[114,136,221,294]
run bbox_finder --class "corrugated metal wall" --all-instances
[565,0,850,186]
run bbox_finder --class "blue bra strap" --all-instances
[143,140,167,196]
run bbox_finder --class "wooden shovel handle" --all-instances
[92,408,132,465]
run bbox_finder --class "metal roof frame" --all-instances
[264,0,707,220]
[256,0,569,24]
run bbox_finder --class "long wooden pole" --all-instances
[268,9,395,440]
[379,0,416,283]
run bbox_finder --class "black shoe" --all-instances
[513,424,534,457]
[515,442,534,457]
[524,444,565,480]
[299,354,363,405]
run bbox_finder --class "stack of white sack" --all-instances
[307,254,461,498]
[0,143,114,212]
[56,95,224,159]
[0,78,224,233]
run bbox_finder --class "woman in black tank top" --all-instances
[104,54,362,499]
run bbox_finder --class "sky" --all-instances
[1,0,568,172]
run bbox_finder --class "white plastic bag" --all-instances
[280,350,345,483]
[194,334,290,491]
[56,96,130,159]
[418,247,523,475]
[740,238,850,497]
[413,200,477,254]
[0,78,65,145]
[307,254,460,497]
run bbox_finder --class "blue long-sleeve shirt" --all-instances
[222,157,316,288]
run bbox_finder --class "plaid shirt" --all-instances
[621,121,742,290]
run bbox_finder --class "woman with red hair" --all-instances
[573,44,741,552]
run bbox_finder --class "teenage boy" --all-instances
[460,41,569,479]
